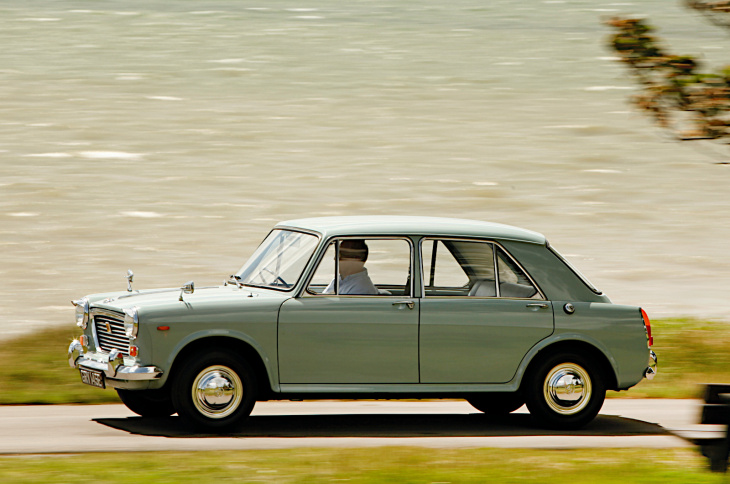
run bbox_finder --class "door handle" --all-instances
[526,303,549,309]
[393,300,415,310]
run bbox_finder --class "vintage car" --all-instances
[68,216,656,431]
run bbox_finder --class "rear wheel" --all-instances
[171,349,257,432]
[467,393,524,416]
[116,388,175,418]
[524,352,605,429]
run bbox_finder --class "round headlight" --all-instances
[123,307,139,339]
[73,298,89,329]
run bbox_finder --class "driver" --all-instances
[322,239,378,295]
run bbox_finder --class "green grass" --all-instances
[0,326,119,405]
[0,318,728,405]
[0,448,726,483]
[610,318,730,399]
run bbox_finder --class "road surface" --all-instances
[0,399,708,454]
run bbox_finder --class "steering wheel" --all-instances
[261,268,288,287]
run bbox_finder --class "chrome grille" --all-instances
[93,312,129,356]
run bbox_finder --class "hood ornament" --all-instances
[126,270,134,292]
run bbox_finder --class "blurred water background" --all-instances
[2,0,729,338]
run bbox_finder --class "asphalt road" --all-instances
[0,399,710,454]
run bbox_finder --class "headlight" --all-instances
[123,307,139,339]
[72,298,89,329]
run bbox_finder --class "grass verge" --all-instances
[0,448,726,483]
[0,318,728,404]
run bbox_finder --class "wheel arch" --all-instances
[167,335,274,399]
[519,338,619,392]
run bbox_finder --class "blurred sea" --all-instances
[2,0,730,338]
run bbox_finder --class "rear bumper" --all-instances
[644,349,658,380]
[68,340,162,382]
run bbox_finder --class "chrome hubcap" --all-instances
[192,365,243,419]
[543,363,592,415]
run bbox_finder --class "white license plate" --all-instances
[80,368,105,389]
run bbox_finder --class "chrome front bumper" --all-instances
[68,340,162,381]
[644,349,658,380]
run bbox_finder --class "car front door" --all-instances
[278,237,419,384]
[418,238,554,383]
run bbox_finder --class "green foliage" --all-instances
[0,326,120,405]
[612,318,730,399]
[0,448,726,483]
[606,9,730,143]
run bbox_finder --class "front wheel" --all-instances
[171,350,257,432]
[524,353,605,429]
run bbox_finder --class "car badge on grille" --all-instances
[105,322,112,333]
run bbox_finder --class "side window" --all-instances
[307,238,412,296]
[496,247,541,299]
[422,239,497,297]
[422,239,470,296]
[421,239,541,299]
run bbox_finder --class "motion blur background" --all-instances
[2,0,728,337]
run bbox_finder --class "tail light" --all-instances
[641,308,653,346]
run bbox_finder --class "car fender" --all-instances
[513,332,619,387]
[160,328,278,391]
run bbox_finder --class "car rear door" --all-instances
[418,238,554,383]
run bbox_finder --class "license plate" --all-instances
[80,368,105,389]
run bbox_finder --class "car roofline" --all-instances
[275,216,546,245]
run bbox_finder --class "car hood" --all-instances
[85,284,290,313]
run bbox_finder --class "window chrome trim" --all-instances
[493,243,501,298]
[418,236,547,300]
[300,235,415,298]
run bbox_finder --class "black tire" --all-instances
[116,388,176,418]
[171,349,257,432]
[524,352,605,429]
[467,393,524,416]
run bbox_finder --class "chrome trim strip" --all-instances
[493,243,501,298]
[279,382,521,393]
[76,357,163,381]
[115,365,164,380]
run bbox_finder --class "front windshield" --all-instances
[236,229,319,291]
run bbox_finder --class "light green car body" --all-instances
[69,216,654,403]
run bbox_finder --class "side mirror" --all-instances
[179,281,194,301]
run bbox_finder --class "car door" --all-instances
[278,237,419,384]
[419,238,554,383]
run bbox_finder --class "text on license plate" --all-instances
[80,368,105,389]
